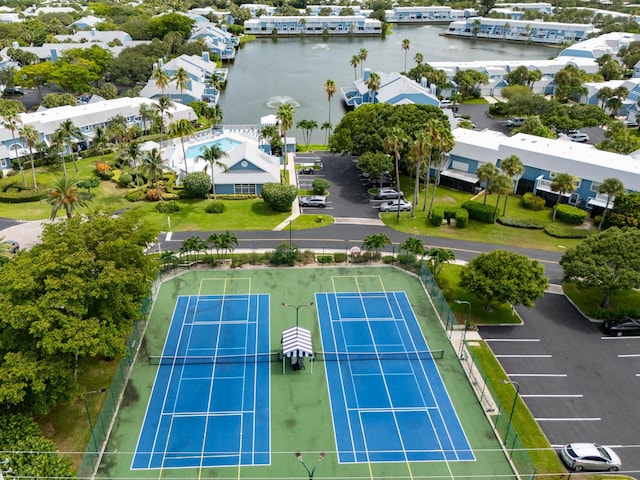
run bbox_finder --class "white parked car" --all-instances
[298,195,327,207]
[569,132,589,143]
[560,443,621,472]
[379,199,412,212]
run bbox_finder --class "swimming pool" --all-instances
[185,137,241,160]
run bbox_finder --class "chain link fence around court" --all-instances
[77,317,148,479]
[419,261,537,480]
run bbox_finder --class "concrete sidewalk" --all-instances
[273,151,301,231]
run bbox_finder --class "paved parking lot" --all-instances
[479,293,640,475]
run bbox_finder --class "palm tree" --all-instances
[358,48,368,75]
[218,230,239,262]
[127,142,143,190]
[168,118,194,174]
[350,55,360,79]
[154,95,174,150]
[414,52,424,66]
[197,144,229,200]
[598,177,625,230]
[550,172,576,222]
[409,131,431,218]
[151,65,170,95]
[362,233,390,260]
[500,154,525,215]
[427,121,454,218]
[172,67,190,100]
[55,119,84,175]
[426,247,455,279]
[321,121,332,145]
[92,126,109,163]
[401,38,410,72]
[365,72,381,104]
[139,102,154,135]
[19,124,39,189]
[46,175,92,220]
[490,174,514,221]
[323,79,337,125]
[142,148,164,188]
[476,163,499,205]
[3,110,25,186]
[383,127,409,222]
[296,119,317,148]
[276,103,295,170]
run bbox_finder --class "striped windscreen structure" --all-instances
[281,326,313,357]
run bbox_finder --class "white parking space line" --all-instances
[521,394,583,398]
[495,354,552,358]
[508,373,567,377]
[484,338,540,342]
[601,336,640,340]
[618,354,640,358]
[536,417,601,421]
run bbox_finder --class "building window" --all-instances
[235,184,256,194]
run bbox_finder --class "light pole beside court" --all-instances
[503,380,520,445]
[282,302,314,329]
[454,300,471,360]
[295,451,325,480]
[84,388,107,455]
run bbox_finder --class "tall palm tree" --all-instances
[323,79,337,125]
[172,67,190,101]
[139,102,154,135]
[3,110,25,186]
[197,145,229,200]
[414,52,424,66]
[358,48,368,75]
[92,126,109,163]
[598,177,625,230]
[401,38,410,72]
[383,127,409,222]
[55,119,84,175]
[142,148,164,188]
[476,163,499,205]
[427,120,454,218]
[490,174,514,221]
[153,95,174,151]
[151,65,170,95]
[409,131,431,218]
[350,55,360,79]
[276,103,295,170]
[500,154,525,215]
[46,176,92,220]
[550,172,576,222]
[127,142,143,190]
[168,118,194,174]
[19,124,39,189]
[366,72,381,104]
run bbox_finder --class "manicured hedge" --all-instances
[430,206,444,226]
[455,208,469,228]
[156,200,180,213]
[544,223,591,238]
[555,204,587,225]
[497,217,546,229]
[462,201,497,223]
[0,182,47,203]
[521,192,546,211]
[205,201,226,214]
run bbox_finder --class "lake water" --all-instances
[218,24,558,142]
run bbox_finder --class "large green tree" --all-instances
[460,250,548,311]
[0,213,159,413]
[608,191,640,228]
[560,227,640,309]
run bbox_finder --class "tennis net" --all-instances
[148,350,444,365]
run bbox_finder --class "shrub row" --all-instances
[429,207,469,228]
[497,217,546,229]
[205,201,225,214]
[521,192,546,211]
[544,223,591,238]
[156,200,180,213]
[0,184,47,203]
[461,201,497,223]
[555,204,587,225]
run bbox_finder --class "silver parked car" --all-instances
[379,199,412,212]
[374,188,404,200]
[560,443,621,472]
[299,195,327,208]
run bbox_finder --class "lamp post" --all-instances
[454,300,471,359]
[282,302,314,329]
[503,380,520,445]
[83,388,107,455]
[295,451,325,480]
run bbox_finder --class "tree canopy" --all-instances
[0,213,159,414]
[460,250,548,310]
[560,227,640,309]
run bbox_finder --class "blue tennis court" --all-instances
[132,294,271,470]
[316,291,474,464]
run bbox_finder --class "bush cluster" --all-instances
[182,172,211,199]
[97,170,114,180]
[0,186,46,203]
[126,190,146,202]
[262,182,297,212]
[118,172,133,187]
[430,207,444,226]
[462,201,497,223]
[521,192,546,211]
[454,208,469,228]
[156,200,180,214]
[544,224,591,238]
[334,252,348,263]
[555,204,587,225]
[146,189,162,201]
[215,194,258,200]
[205,201,226,214]
[497,217,546,229]
[312,178,330,195]
[317,255,333,264]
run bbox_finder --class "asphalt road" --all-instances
[481,295,640,476]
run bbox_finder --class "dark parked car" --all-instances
[299,167,315,174]
[602,318,640,336]
[2,88,24,97]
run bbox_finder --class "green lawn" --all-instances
[563,282,640,319]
